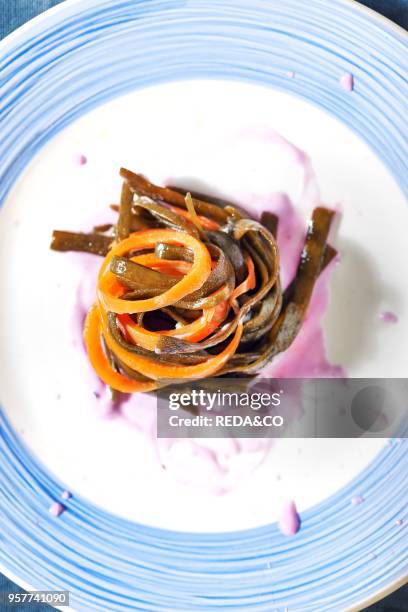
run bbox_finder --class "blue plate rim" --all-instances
[0,1,407,610]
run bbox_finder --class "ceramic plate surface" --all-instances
[0,1,407,610]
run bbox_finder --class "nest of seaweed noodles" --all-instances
[51,168,336,393]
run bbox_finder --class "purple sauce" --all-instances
[279,500,301,536]
[351,495,364,506]
[49,502,65,517]
[340,73,354,92]
[73,153,87,166]
[61,490,72,500]
[240,128,344,379]
[379,310,398,323]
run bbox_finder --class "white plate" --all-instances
[1,79,405,531]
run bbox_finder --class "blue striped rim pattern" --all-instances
[1,414,407,611]
[0,1,407,610]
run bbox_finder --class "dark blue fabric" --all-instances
[359,0,408,28]
[0,574,52,610]
[0,0,406,610]
[0,0,406,37]
[0,1,64,39]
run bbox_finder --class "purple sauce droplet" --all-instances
[287,71,295,78]
[340,73,354,92]
[61,490,72,500]
[73,153,87,166]
[379,311,398,323]
[396,519,403,526]
[351,495,364,506]
[48,502,65,517]
[279,501,301,536]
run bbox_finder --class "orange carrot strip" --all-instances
[131,253,191,276]
[121,311,215,349]
[83,305,157,393]
[185,193,204,233]
[229,254,256,312]
[118,315,161,352]
[167,204,220,230]
[121,299,229,349]
[98,229,212,314]
[182,300,229,342]
[99,305,243,380]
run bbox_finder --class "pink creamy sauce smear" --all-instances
[72,129,345,496]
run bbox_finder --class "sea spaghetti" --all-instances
[51,168,336,392]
